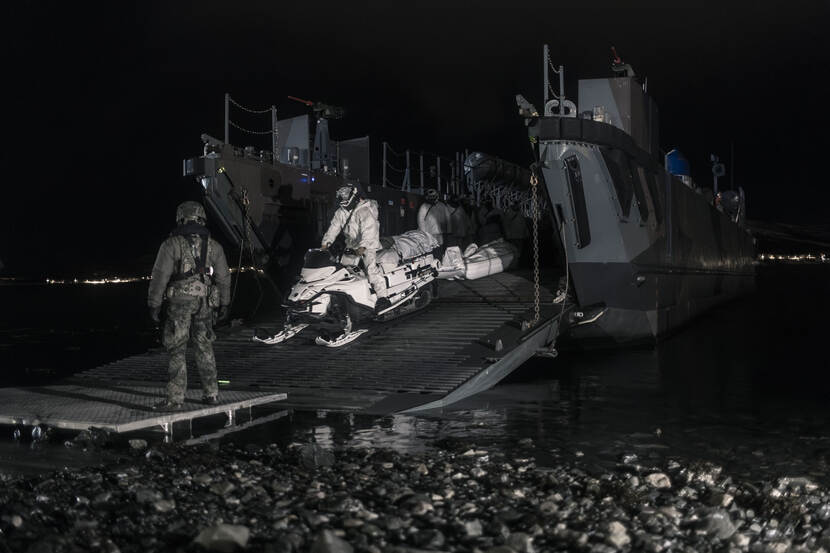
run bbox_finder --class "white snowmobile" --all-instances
[255,245,439,347]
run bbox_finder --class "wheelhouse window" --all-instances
[601,149,633,218]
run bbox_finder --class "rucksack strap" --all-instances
[170,234,211,282]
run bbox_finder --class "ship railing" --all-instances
[381,141,466,198]
[224,93,279,163]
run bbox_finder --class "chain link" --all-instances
[229,120,274,135]
[548,59,561,75]
[529,173,541,328]
[229,96,272,114]
[548,83,560,100]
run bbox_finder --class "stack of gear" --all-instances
[437,238,519,281]
[376,230,439,269]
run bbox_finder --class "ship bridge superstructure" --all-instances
[520,46,755,344]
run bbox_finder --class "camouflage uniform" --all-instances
[148,203,231,404]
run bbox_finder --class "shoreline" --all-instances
[1,438,827,553]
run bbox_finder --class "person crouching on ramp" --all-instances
[321,185,390,312]
[147,201,231,410]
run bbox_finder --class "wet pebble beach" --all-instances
[2,436,830,553]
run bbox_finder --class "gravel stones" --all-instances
[1,441,830,553]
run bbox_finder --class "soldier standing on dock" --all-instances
[148,201,232,410]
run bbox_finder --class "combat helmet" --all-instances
[176,201,207,225]
[336,185,359,209]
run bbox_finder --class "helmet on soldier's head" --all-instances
[176,201,207,225]
[425,188,439,204]
[336,185,359,209]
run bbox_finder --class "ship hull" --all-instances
[532,117,756,344]
[565,262,755,345]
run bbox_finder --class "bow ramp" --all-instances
[76,271,565,414]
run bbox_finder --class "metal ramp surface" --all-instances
[76,272,564,414]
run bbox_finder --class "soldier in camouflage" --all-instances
[148,201,232,410]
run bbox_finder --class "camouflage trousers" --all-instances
[162,298,218,403]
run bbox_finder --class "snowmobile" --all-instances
[255,245,439,347]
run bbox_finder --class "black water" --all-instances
[2,264,829,483]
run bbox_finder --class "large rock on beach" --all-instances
[645,472,672,489]
[605,520,631,548]
[696,509,737,540]
[310,529,353,553]
[193,523,250,552]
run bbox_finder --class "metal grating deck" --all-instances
[0,384,286,433]
[73,272,561,413]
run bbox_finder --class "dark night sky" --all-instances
[3,1,828,275]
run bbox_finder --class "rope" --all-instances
[384,143,405,157]
[229,120,274,135]
[229,188,251,309]
[229,96,272,114]
[382,177,403,189]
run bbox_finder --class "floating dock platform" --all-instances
[0,383,286,440]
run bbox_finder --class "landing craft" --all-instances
[181,95,553,341]
[520,46,756,345]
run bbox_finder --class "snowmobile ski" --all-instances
[253,323,309,345]
[314,328,369,348]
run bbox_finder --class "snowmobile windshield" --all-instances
[304,249,337,269]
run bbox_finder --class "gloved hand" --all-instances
[356,247,366,255]
[149,306,161,323]
[217,305,230,322]
[321,243,330,251]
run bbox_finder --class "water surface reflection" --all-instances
[253,265,830,484]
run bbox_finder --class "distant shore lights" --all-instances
[758,253,828,263]
[42,266,264,286]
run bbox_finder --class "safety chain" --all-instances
[241,187,253,254]
[548,84,560,100]
[229,96,272,114]
[384,143,406,157]
[529,173,541,327]
[229,119,273,135]
[548,58,561,75]
[547,58,561,99]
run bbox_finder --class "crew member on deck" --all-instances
[148,201,231,410]
[417,188,452,249]
[321,185,389,311]
[447,194,473,250]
